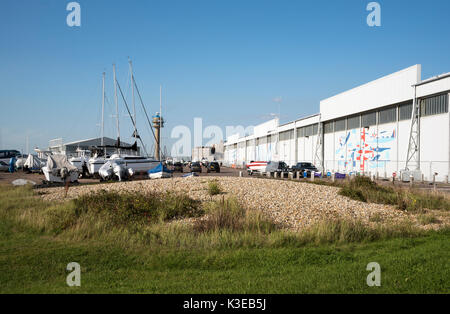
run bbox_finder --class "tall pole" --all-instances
[160,85,162,159]
[113,64,120,147]
[129,59,136,143]
[101,72,105,147]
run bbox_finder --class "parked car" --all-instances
[247,161,288,175]
[0,160,9,172]
[190,162,202,173]
[206,161,220,173]
[201,158,209,167]
[291,162,318,177]
[172,162,184,173]
[276,161,290,172]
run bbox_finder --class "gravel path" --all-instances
[39,177,448,231]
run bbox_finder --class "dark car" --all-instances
[206,161,220,173]
[291,162,318,177]
[276,161,290,172]
[172,162,183,173]
[190,162,202,173]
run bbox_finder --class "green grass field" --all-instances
[0,184,449,294]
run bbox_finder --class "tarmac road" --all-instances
[0,166,246,186]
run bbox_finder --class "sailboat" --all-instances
[68,148,91,176]
[87,71,109,176]
[107,60,159,173]
[88,61,159,176]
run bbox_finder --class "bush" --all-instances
[207,181,222,196]
[73,190,203,227]
[338,176,450,212]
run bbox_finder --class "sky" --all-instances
[1,0,450,155]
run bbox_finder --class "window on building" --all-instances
[399,102,413,121]
[347,115,360,129]
[312,124,318,135]
[304,125,314,137]
[420,94,448,117]
[297,127,305,138]
[378,107,397,124]
[361,112,376,127]
[324,121,334,134]
[334,118,346,132]
[279,130,293,141]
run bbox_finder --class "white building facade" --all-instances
[224,65,450,182]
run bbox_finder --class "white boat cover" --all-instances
[15,157,27,168]
[24,155,45,170]
[99,161,133,181]
[46,155,78,172]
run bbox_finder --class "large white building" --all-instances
[224,65,450,182]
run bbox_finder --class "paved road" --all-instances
[0,166,246,186]
[2,167,449,194]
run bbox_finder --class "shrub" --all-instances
[207,181,222,196]
[73,190,203,227]
[337,176,450,212]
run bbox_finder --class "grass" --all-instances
[193,197,279,233]
[418,214,440,225]
[327,176,450,212]
[207,180,222,196]
[0,184,449,293]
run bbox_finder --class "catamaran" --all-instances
[88,61,159,176]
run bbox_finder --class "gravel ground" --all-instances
[39,177,449,231]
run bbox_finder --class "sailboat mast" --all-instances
[160,84,162,158]
[113,64,120,148]
[101,72,105,147]
[129,59,137,144]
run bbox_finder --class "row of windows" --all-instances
[247,94,448,142]
[322,94,448,133]
[296,125,317,137]
[279,130,293,141]
[420,94,448,117]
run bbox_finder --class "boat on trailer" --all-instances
[111,154,159,174]
[42,154,79,183]
[148,162,172,179]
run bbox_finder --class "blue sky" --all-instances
[1,0,450,155]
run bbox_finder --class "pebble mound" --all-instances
[38,177,432,231]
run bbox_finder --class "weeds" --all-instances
[0,185,440,251]
[418,214,440,225]
[193,198,278,234]
[74,190,202,224]
[207,180,222,196]
[337,176,450,212]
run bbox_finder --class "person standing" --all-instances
[9,156,16,173]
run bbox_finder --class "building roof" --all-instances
[49,137,135,148]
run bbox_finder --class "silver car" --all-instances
[0,160,9,172]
